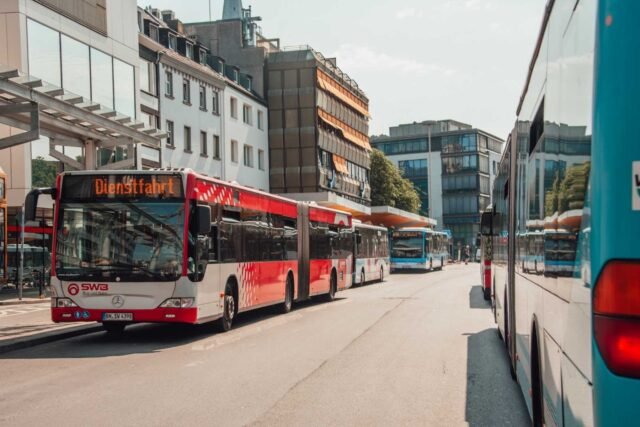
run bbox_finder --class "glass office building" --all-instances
[371,120,504,250]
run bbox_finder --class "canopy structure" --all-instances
[0,67,165,170]
[354,206,437,229]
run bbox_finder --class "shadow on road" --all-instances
[464,328,529,426]
[0,296,345,360]
[469,285,490,309]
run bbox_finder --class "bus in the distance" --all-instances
[390,227,448,272]
[26,170,352,334]
[483,1,640,425]
[352,220,389,286]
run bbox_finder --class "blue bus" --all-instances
[483,1,640,425]
[390,227,448,272]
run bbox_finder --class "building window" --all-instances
[184,126,192,152]
[165,71,173,97]
[166,120,174,147]
[213,135,220,159]
[140,59,156,95]
[113,58,135,118]
[243,145,254,167]
[200,131,207,156]
[231,140,238,163]
[257,110,264,130]
[212,90,220,115]
[186,43,194,59]
[243,104,252,125]
[183,78,191,104]
[199,49,206,64]
[399,159,428,177]
[90,48,114,110]
[169,34,177,50]
[230,97,238,119]
[258,149,265,170]
[148,24,159,41]
[199,85,206,110]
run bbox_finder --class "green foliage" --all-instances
[544,161,591,216]
[31,156,57,188]
[369,149,421,214]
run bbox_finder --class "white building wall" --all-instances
[158,63,223,179]
[0,0,140,207]
[223,84,269,192]
[384,151,444,229]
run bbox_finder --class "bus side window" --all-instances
[208,225,218,263]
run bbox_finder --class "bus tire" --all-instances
[531,325,544,427]
[103,322,126,336]
[218,282,237,332]
[281,273,294,314]
[360,269,366,287]
[483,287,490,301]
[325,270,337,302]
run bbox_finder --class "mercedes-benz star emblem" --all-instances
[111,295,125,308]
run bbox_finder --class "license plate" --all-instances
[102,313,133,321]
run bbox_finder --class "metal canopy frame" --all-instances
[0,68,167,170]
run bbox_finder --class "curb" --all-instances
[0,324,103,355]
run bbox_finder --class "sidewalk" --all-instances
[0,284,50,306]
[0,299,102,354]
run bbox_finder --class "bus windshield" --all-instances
[392,235,424,259]
[55,201,185,282]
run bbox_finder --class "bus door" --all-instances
[297,204,310,300]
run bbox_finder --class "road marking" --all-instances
[0,303,50,318]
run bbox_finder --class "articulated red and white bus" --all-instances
[26,169,352,334]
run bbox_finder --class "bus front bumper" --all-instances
[52,307,199,324]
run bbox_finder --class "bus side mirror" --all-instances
[480,211,493,236]
[24,187,56,222]
[194,205,211,235]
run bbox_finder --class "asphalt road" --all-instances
[0,264,529,426]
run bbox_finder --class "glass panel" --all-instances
[61,35,90,99]
[28,20,61,86]
[113,58,135,118]
[90,48,113,109]
[56,202,185,282]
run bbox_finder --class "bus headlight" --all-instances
[159,298,194,309]
[55,298,78,308]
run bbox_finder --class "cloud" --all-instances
[331,44,457,77]
[395,8,424,19]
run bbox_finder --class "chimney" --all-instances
[161,10,175,23]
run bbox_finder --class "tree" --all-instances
[369,149,421,214]
[31,156,57,188]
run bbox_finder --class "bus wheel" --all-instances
[219,283,236,332]
[531,327,544,427]
[325,271,337,302]
[103,322,126,336]
[360,269,366,287]
[281,274,294,314]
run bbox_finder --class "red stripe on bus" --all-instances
[309,206,352,227]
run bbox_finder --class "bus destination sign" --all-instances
[393,231,421,238]
[62,174,184,200]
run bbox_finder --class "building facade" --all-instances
[0,0,145,207]
[372,120,504,248]
[139,8,269,191]
[266,47,371,208]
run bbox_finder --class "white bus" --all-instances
[352,221,389,286]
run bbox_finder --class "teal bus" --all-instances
[390,227,448,272]
[483,1,640,425]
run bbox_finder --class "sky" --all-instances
[137,0,546,140]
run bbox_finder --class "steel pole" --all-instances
[18,204,24,300]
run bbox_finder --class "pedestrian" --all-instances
[464,245,470,265]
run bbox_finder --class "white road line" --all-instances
[0,303,50,318]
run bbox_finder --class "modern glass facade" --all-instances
[27,19,136,118]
